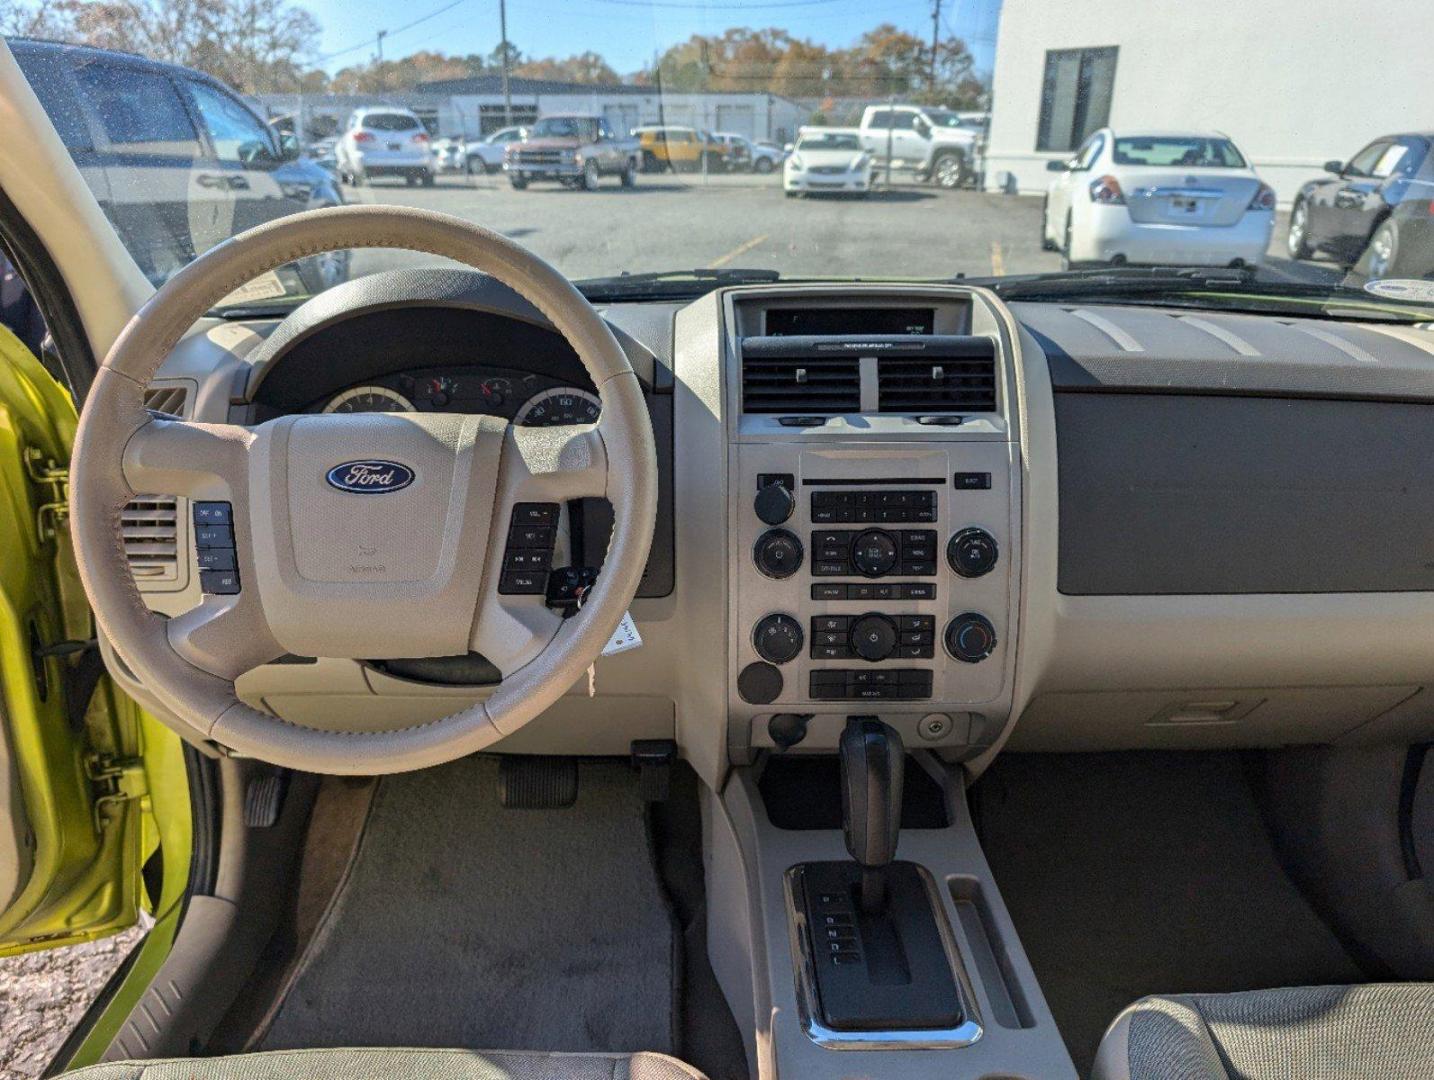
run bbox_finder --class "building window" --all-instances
[1036,47,1117,153]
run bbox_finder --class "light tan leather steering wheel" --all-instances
[70,206,657,774]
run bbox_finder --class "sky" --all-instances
[303,0,1004,80]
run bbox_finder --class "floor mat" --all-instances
[972,752,1366,1078]
[260,757,678,1055]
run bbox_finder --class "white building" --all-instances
[983,0,1433,204]
[259,77,806,146]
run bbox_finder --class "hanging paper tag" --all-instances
[601,612,643,656]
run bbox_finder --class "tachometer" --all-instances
[514,387,601,427]
[322,386,416,414]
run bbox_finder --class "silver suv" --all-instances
[337,107,435,187]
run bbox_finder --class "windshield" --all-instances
[6,2,1434,317]
[797,133,861,152]
[1113,136,1247,168]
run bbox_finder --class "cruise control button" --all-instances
[509,525,556,549]
[499,571,548,594]
[200,570,240,595]
[505,549,553,571]
[197,548,236,571]
[195,524,234,548]
[512,503,559,526]
[192,501,232,525]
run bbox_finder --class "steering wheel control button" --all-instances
[851,530,899,577]
[948,527,999,578]
[738,661,784,705]
[754,474,796,525]
[200,570,241,596]
[809,669,933,701]
[192,501,232,526]
[754,528,803,579]
[945,613,997,664]
[753,613,804,664]
[499,503,560,595]
[193,501,240,595]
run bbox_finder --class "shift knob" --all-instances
[839,716,904,911]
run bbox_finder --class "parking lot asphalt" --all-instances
[340,171,1344,287]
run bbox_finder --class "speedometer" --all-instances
[514,387,601,427]
[322,386,416,414]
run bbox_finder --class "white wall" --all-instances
[985,0,1434,204]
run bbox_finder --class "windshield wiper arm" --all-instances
[576,266,781,298]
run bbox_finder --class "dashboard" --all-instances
[114,268,1434,787]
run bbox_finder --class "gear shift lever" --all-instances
[839,716,904,913]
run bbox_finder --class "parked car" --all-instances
[7,37,348,292]
[710,132,753,171]
[1289,133,1434,279]
[634,126,728,173]
[430,136,465,174]
[783,127,872,197]
[1042,129,1275,269]
[505,114,639,190]
[857,103,981,188]
[336,107,435,187]
[465,125,527,174]
[749,139,786,174]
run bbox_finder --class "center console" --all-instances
[725,286,1021,756]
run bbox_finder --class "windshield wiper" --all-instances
[577,266,780,299]
[970,265,1257,298]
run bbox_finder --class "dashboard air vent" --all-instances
[121,496,180,582]
[877,337,997,413]
[143,385,189,416]
[740,339,860,414]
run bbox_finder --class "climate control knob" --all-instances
[851,529,899,578]
[753,528,804,579]
[945,613,997,664]
[849,613,899,662]
[753,613,804,664]
[948,528,999,578]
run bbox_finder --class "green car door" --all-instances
[0,319,189,966]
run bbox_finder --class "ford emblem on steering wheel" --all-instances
[326,459,416,494]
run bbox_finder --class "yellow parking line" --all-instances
[709,234,768,268]
[990,240,1006,277]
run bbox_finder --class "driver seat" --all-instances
[64,1048,709,1080]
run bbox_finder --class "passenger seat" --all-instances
[1091,983,1434,1079]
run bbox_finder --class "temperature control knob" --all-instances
[945,613,997,664]
[947,528,999,578]
[754,528,804,579]
[849,613,899,662]
[754,481,796,526]
[851,529,899,578]
[753,613,804,664]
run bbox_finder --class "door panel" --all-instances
[0,322,153,955]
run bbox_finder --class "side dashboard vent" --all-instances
[121,496,180,583]
[126,383,191,586]
[740,338,860,414]
[143,385,189,416]
[877,337,997,413]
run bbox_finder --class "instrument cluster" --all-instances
[316,365,601,427]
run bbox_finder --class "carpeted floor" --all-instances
[260,757,679,1056]
[972,752,1368,1078]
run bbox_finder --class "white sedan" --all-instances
[1042,129,1275,269]
[783,128,872,197]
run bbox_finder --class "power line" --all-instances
[583,0,888,9]
[319,0,470,63]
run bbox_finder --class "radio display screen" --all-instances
[764,307,934,336]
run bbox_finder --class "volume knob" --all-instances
[947,528,998,578]
[754,482,796,526]
[753,528,803,579]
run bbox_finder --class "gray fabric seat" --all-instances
[65,1048,709,1080]
[1091,983,1434,1080]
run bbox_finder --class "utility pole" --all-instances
[930,0,941,97]
[499,0,513,126]
[376,29,387,91]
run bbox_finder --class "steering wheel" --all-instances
[70,206,657,774]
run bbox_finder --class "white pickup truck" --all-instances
[857,104,985,189]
